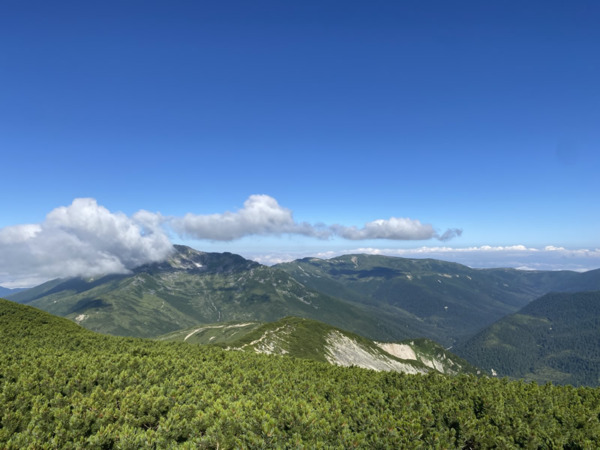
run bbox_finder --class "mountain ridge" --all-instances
[0,286,25,297]
[274,254,600,345]
[8,246,405,340]
[158,315,479,376]
[9,246,600,349]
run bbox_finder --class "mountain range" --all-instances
[6,244,600,384]
[275,255,600,345]
[8,246,401,340]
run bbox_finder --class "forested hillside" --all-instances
[455,291,600,386]
[276,254,600,345]
[2,298,600,448]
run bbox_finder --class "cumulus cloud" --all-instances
[170,196,461,243]
[0,195,462,287]
[0,198,173,287]
[171,195,330,240]
[331,218,462,242]
[332,218,435,240]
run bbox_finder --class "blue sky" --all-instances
[1,1,599,287]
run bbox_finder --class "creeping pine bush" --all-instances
[2,299,600,448]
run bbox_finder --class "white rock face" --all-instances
[420,357,445,372]
[376,342,460,375]
[325,331,426,375]
[376,343,417,361]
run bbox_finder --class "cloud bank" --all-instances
[0,198,173,287]
[0,195,460,287]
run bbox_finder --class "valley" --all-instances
[456,291,600,386]
[4,245,600,385]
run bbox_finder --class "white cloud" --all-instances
[0,224,42,244]
[332,217,435,240]
[0,198,173,287]
[169,195,461,243]
[171,194,330,240]
[331,218,462,242]
[0,195,462,287]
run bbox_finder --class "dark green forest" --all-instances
[2,299,600,448]
[456,291,600,386]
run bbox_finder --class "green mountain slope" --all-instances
[0,286,24,297]
[11,247,600,345]
[157,320,264,345]
[455,291,600,386]
[275,254,600,345]
[3,298,600,447]
[9,246,403,340]
[159,316,478,376]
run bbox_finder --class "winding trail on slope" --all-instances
[184,323,256,341]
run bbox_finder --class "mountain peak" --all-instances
[135,245,261,275]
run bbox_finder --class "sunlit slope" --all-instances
[276,254,600,345]
[9,246,404,340]
[159,316,478,375]
[3,298,600,447]
[157,320,264,345]
[455,291,600,386]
